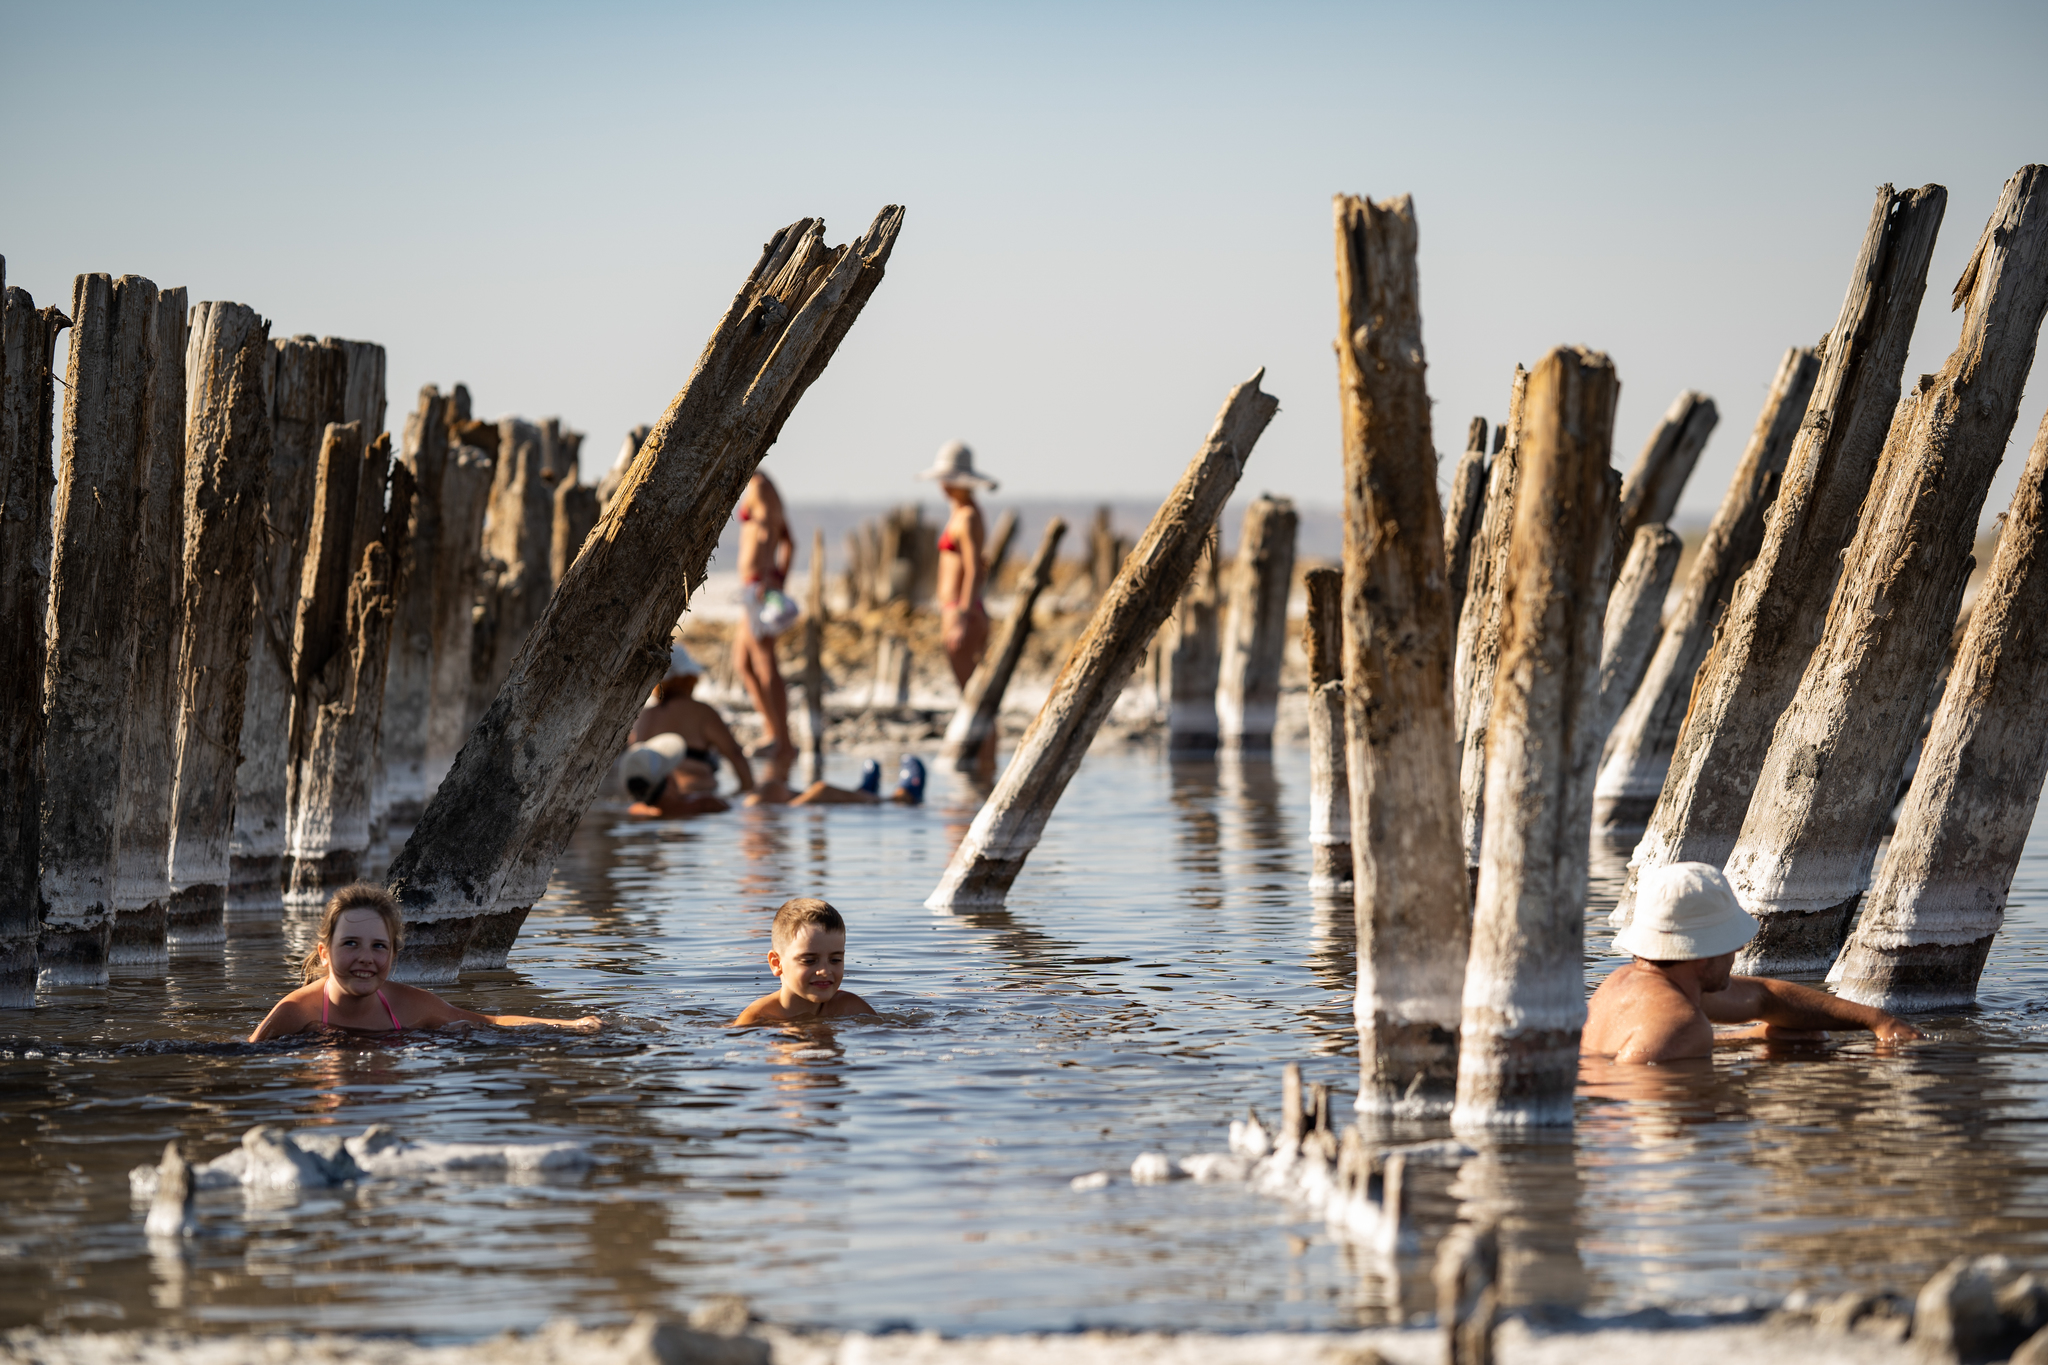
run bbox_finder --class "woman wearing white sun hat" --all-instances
[920,439,1000,685]
[1582,862,1922,1063]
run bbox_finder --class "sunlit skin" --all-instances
[1582,951,1924,1064]
[249,909,603,1041]
[626,672,749,818]
[733,471,796,784]
[937,483,995,779]
[730,926,876,1026]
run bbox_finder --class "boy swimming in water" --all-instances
[250,885,601,1040]
[730,897,878,1026]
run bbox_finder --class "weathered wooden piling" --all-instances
[424,443,493,795]
[595,424,649,512]
[1302,568,1350,895]
[1435,1219,1501,1365]
[942,517,1068,770]
[228,337,346,918]
[1454,369,1529,869]
[1334,195,1469,1117]
[1443,418,1490,630]
[1615,390,1717,548]
[1,276,67,1005]
[801,529,827,784]
[927,373,1277,911]
[985,507,1018,586]
[549,478,599,587]
[1215,495,1298,750]
[379,388,450,830]
[1831,408,2048,1009]
[1726,166,2048,972]
[388,209,904,980]
[474,417,552,698]
[1453,346,1618,1131]
[40,274,163,984]
[167,302,275,949]
[1616,184,1947,923]
[109,288,189,963]
[1590,524,1681,744]
[1593,346,1818,830]
[1160,530,1222,753]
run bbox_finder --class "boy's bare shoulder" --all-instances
[825,991,878,1017]
[729,993,787,1027]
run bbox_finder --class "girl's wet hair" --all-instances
[302,884,405,982]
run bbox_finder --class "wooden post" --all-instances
[1435,1220,1501,1365]
[1590,524,1681,744]
[1453,346,1618,1131]
[1,276,66,1004]
[424,444,493,796]
[387,209,904,980]
[802,527,826,784]
[40,274,162,984]
[167,301,275,950]
[941,517,1067,770]
[1302,567,1349,894]
[1832,407,2048,1008]
[228,337,347,919]
[550,479,599,587]
[1215,495,1298,750]
[926,373,1277,912]
[1594,346,1818,830]
[1615,390,1718,548]
[1089,505,1118,597]
[1454,367,1529,867]
[1162,528,1222,753]
[379,387,450,831]
[477,417,551,694]
[110,287,189,964]
[984,507,1018,587]
[1334,194,1469,1116]
[595,424,649,513]
[1727,167,2048,972]
[1616,184,1948,924]
[1443,417,1490,630]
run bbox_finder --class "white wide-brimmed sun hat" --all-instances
[917,440,999,490]
[1612,862,1759,961]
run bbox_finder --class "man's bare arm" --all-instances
[1702,976,1923,1041]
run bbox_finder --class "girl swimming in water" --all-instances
[249,885,601,1041]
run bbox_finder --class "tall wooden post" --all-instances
[1832,407,2048,1008]
[1334,195,1469,1117]
[802,527,827,783]
[39,274,161,985]
[167,302,275,950]
[984,507,1018,587]
[1453,346,1619,1131]
[1615,390,1717,548]
[1443,418,1490,630]
[1216,495,1298,750]
[110,288,189,964]
[1590,524,1681,743]
[424,443,494,794]
[1302,567,1350,895]
[928,375,1277,911]
[1616,184,1947,923]
[1,276,67,1005]
[550,480,599,587]
[1727,166,2048,972]
[377,387,450,832]
[942,517,1068,770]
[1594,346,1818,830]
[1161,530,1222,753]
[388,209,905,980]
[1454,367,1529,868]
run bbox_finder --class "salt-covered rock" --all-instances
[1129,1152,1174,1184]
[130,1124,591,1203]
[142,1142,196,1240]
[1914,1254,2024,1363]
[1069,1171,1110,1191]
[1177,1152,1255,1184]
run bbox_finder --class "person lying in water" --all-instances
[250,885,601,1040]
[730,897,878,1026]
[1582,862,1922,1064]
[747,755,925,807]
[620,643,755,818]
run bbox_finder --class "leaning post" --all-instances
[1302,567,1350,896]
[1614,390,1717,548]
[941,516,1067,771]
[1442,417,1489,629]
[1589,524,1682,744]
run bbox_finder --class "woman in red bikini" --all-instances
[249,885,600,1040]
[921,442,1000,775]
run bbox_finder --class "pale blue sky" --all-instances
[5,1,2044,526]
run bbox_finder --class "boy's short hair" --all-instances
[771,897,844,949]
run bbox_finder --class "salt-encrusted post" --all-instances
[379,387,450,830]
[1443,418,1490,629]
[1590,524,1681,744]
[389,209,905,979]
[1,276,67,1004]
[167,302,275,949]
[1333,194,1469,1117]
[40,274,161,984]
[1302,567,1350,895]
[1727,166,2048,972]
[424,443,493,794]
[1832,407,2048,1009]
[1615,390,1717,547]
[941,517,1067,770]
[1454,367,1529,868]
[1215,495,1298,750]
[550,479,599,587]
[1616,184,1947,922]
[985,507,1018,586]
[929,374,1277,911]
[110,288,189,963]
[1594,346,1818,830]
[1453,346,1619,1131]
[1161,532,1222,753]
[801,527,827,783]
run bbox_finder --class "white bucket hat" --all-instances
[664,642,704,680]
[917,440,998,490]
[1613,862,1759,961]
[619,733,686,800]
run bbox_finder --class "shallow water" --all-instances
[3,741,2046,1338]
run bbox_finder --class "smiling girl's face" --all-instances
[320,908,395,997]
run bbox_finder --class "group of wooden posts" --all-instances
[0,256,616,1004]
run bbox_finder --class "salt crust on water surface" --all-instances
[128,1123,591,1200]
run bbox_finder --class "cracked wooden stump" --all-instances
[928,372,1277,911]
[1593,345,1817,832]
[40,274,162,985]
[1615,390,1717,548]
[377,387,452,834]
[1160,529,1223,754]
[1615,184,1947,926]
[1727,166,2048,973]
[390,208,905,980]
[1832,407,2048,1009]
[1443,418,1490,630]
[941,517,1067,772]
[1333,194,1468,1117]
[424,443,493,794]
[1302,567,1350,896]
[168,301,275,951]
[1216,494,1298,750]
[1453,346,1618,1132]
[1590,523,1681,745]
[1454,366,1529,871]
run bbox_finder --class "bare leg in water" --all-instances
[733,624,794,784]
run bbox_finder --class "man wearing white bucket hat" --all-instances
[1583,862,1922,1064]
[618,643,755,817]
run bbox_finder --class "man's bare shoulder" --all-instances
[1584,964,1711,1063]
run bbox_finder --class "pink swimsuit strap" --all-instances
[323,987,402,1034]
